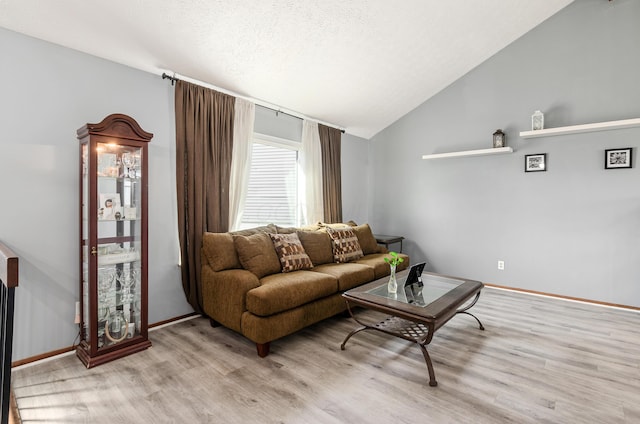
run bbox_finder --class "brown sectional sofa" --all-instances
[201,222,409,357]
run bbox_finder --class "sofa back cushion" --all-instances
[352,224,379,255]
[326,226,364,263]
[297,230,334,266]
[233,232,281,278]
[321,221,357,229]
[274,225,298,234]
[202,232,241,271]
[268,233,313,272]
[230,224,277,237]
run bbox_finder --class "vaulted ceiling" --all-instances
[0,0,574,138]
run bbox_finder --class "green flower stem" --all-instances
[384,251,404,267]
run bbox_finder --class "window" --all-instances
[239,134,300,229]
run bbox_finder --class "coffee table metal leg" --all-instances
[455,291,485,330]
[341,308,439,386]
[341,302,372,350]
[418,343,438,387]
[340,325,368,350]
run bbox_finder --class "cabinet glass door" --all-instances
[95,143,142,349]
[81,143,90,346]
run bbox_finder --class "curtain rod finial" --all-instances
[162,72,177,86]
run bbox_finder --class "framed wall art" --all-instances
[605,148,633,169]
[525,153,547,172]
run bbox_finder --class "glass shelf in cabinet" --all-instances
[97,217,140,222]
[97,251,140,266]
[97,175,141,183]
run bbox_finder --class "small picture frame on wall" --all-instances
[525,154,547,172]
[605,148,633,169]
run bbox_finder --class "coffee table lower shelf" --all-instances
[340,292,484,387]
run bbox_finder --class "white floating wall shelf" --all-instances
[422,146,513,160]
[519,118,640,139]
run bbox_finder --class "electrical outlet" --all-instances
[497,260,505,270]
[75,301,81,324]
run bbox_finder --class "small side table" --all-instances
[374,235,404,253]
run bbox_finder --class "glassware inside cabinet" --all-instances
[96,261,141,348]
[96,143,141,222]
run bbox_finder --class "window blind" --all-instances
[241,143,298,227]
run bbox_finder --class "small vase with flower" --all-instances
[384,251,404,294]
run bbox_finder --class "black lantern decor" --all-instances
[493,129,506,148]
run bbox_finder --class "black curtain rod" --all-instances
[161,72,344,133]
[162,72,179,85]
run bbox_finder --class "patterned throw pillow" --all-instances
[268,233,314,273]
[326,226,364,263]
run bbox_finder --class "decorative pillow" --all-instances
[326,226,364,263]
[202,232,241,271]
[233,233,281,278]
[352,224,378,255]
[268,233,314,273]
[297,230,334,266]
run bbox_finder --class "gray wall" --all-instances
[0,27,193,361]
[369,0,640,307]
[341,133,370,225]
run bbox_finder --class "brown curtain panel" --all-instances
[318,124,343,223]
[175,80,235,312]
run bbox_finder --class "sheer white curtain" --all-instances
[228,98,255,230]
[299,120,324,225]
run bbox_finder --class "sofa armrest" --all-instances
[201,264,260,333]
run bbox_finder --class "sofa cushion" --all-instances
[268,233,313,273]
[326,226,364,263]
[240,294,347,344]
[274,225,297,234]
[233,232,281,279]
[246,271,338,316]
[202,232,241,271]
[230,224,277,237]
[300,222,323,231]
[276,223,323,234]
[352,224,379,255]
[312,262,375,291]
[321,221,357,229]
[297,230,334,266]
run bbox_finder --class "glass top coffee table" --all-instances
[341,269,484,387]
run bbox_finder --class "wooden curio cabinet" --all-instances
[76,114,152,368]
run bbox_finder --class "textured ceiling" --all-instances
[0,0,574,138]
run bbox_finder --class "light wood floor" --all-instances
[11,287,640,423]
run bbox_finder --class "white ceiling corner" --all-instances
[0,0,575,139]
